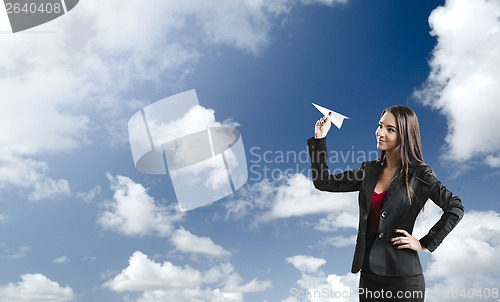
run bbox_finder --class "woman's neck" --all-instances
[384,149,400,170]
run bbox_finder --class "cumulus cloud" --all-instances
[287,204,500,302]
[0,151,70,201]
[225,171,500,299]
[261,174,358,221]
[97,173,183,237]
[414,0,500,167]
[314,212,358,232]
[318,235,357,248]
[99,174,235,262]
[0,0,288,200]
[170,227,231,259]
[225,173,358,225]
[0,0,352,201]
[0,273,75,302]
[104,251,271,302]
[248,173,500,301]
[412,202,500,300]
[285,255,359,302]
[281,202,500,302]
[147,104,240,149]
[286,255,327,274]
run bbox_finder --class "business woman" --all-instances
[307,106,464,301]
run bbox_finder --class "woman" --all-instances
[307,106,464,301]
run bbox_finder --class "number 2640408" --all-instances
[5,2,62,14]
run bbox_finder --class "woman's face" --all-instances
[376,112,401,152]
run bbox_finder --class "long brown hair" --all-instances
[378,105,426,201]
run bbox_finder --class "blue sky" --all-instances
[1,0,500,301]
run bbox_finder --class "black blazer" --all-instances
[308,137,464,276]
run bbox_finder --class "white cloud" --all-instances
[286,255,326,274]
[104,251,271,302]
[147,105,239,149]
[2,246,31,260]
[225,173,358,225]
[170,227,231,259]
[97,174,183,237]
[325,273,359,302]
[212,289,243,302]
[414,0,500,167]
[0,0,267,200]
[29,177,71,201]
[0,151,70,201]
[261,174,358,221]
[204,263,271,294]
[485,155,500,168]
[0,0,349,200]
[314,212,358,232]
[82,256,96,262]
[169,150,233,193]
[300,0,348,6]
[104,251,202,292]
[411,202,500,300]
[227,173,500,299]
[224,178,276,221]
[285,255,358,302]
[54,256,70,264]
[318,235,357,248]
[76,185,102,203]
[0,273,75,302]
[99,174,236,263]
[281,204,500,302]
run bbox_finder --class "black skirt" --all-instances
[359,270,425,302]
[359,232,425,302]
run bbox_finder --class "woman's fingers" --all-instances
[315,115,332,139]
[391,236,407,244]
[390,230,425,252]
[396,243,411,249]
[394,229,409,236]
[318,115,330,126]
[391,229,411,246]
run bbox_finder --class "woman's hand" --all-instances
[315,113,332,139]
[390,229,427,252]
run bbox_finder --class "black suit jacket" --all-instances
[308,137,464,276]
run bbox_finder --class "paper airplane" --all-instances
[312,103,349,129]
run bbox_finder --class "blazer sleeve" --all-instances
[307,136,365,192]
[418,166,464,252]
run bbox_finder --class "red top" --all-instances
[367,191,387,233]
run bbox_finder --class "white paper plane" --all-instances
[312,102,349,129]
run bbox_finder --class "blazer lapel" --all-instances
[382,165,403,207]
[364,161,383,211]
